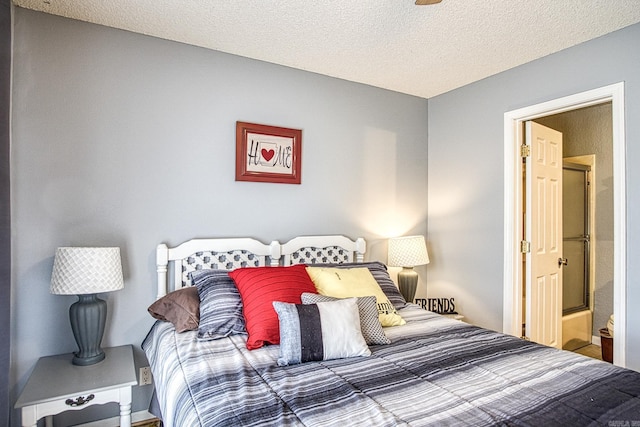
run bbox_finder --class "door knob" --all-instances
[558,257,568,267]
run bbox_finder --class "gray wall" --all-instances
[10,8,428,425]
[427,23,640,370]
[536,103,614,337]
[11,6,640,426]
[1,0,11,424]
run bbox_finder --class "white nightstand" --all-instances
[15,345,137,427]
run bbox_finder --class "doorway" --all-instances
[503,83,627,367]
[519,123,603,353]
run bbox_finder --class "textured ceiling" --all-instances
[12,0,640,98]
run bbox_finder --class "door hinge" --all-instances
[521,145,531,157]
[520,240,531,254]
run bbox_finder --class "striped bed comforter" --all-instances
[142,305,640,426]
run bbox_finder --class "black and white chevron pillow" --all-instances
[300,293,390,345]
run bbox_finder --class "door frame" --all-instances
[503,82,626,367]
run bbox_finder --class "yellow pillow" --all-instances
[305,267,405,327]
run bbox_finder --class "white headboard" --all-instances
[281,235,366,266]
[156,235,366,299]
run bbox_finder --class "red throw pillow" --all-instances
[229,264,317,350]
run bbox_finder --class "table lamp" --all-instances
[388,235,429,303]
[50,247,124,366]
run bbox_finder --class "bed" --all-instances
[143,235,640,426]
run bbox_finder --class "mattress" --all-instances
[142,305,640,426]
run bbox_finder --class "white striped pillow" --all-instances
[272,298,371,366]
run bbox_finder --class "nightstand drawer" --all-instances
[23,386,131,420]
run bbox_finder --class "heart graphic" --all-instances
[261,148,275,162]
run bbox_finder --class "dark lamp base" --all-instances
[73,350,105,366]
[397,267,418,304]
[69,293,107,366]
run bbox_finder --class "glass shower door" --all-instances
[562,163,591,314]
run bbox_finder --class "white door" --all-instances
[525,121,563,348]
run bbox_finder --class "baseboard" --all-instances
[592,334,601,347]
[75,410,158,427]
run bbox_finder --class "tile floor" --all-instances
[572,344,603,361]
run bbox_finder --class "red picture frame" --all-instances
[235,121,302,184]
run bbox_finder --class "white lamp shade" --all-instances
[50,247,124,295]
[388,235,430,267]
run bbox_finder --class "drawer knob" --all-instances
[65,394,95,407]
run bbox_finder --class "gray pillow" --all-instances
[301,293,390,345]
[190,269,246,340]
[272,298,370,366]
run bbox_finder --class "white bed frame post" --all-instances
[355,238,366,263]
[269,240,281,266]
[156,243,169,300]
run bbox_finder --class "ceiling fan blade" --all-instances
[415,0,442,4]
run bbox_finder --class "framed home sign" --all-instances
[235,121,302,184]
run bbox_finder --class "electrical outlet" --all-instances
[139,366,153,386]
